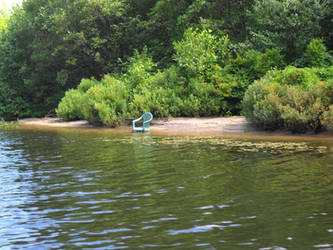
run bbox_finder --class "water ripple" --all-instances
[168,224,233,235]
[0,130,332,249]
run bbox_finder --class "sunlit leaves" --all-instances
[173,28,230,76]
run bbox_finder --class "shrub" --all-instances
[302,38,332,67]
[56,89,84,120]
[173,28,230,77]
[129,67,184,118]
[58,31,288,126]
[322,106,333,130]
[278,86,327,133]
[311,66,333,81]
[181,68,236,116]
[184,77,221,116]
[122,48,156,89]
[222,48,285,113]
[57,75,129,127]
[78,78,99,92]
[225,48,285,81]
[242,66,333,132]
[0,121,18,130]
[242,79,283,130]
[84,76,129,127]
[264,66,321,89]
[130,85,181,118]
[254,49,285,77]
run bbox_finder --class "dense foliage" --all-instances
[0,0,332,133]
[57,28,288,125]
[248,0,330,62]
[242,65,333,132]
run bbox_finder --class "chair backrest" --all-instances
[142,112,153,122]
[142,112,153,129]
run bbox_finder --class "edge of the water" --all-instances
[15,117,333,144]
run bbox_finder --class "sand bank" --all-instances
[17,117,333,141]
[19,117,252,132]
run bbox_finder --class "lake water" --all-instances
[1,128,333,249]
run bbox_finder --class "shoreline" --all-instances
[16,117,333,142]
[18,117,254,131]
[18,116,260,133]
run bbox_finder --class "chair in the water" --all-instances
[132,112,153,132]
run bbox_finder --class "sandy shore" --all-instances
[17,117,333,140]
[151,117,255,133]
[19,117,93,128]
[18,117,254,132]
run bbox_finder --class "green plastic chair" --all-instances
[132,112,153,132]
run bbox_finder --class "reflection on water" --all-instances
[0,129,333,249]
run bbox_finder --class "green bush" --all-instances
[58,30,331,128]
[225,48,285,81]
[130,85,181,118]
[0,121,18,130]
[122,48,157,89]
[184,77,221,116]
[302,38,332,67]
[181,68,235,117]
[173,28,229,76]
[57,75,129,127]
[173,28,244,116]
[242,79,283,130]
[129,66,184,118]
[56,89,84,121]
[78,78,100,92]
[56,41,287,126]
[311,66,333,81]
[221,48,285,113]
[266,66,321,89]
[242,66,333,132]
[278,86,327,132]
[323,106,333,130]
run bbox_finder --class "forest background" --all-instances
[0,0,332,132]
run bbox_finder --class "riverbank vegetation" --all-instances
[0,121,18,130]
[243,65,333,133]
[0,0,332,132]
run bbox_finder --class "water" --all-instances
[0,128,333,249]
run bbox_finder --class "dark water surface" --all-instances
[1,128,333,249]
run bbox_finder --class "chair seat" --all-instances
[132,126,145,132]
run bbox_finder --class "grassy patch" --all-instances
[0,121,18,130]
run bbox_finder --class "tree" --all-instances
[320,0,333,50]
[0,7,8,32]
[248,0,329,62]
[0,0,135,117]
[178,0,254,42]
